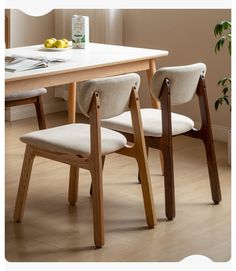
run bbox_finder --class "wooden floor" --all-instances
[5,112,231,262]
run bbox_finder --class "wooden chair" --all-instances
[13,73,156,248]
[102,63,222,220]
[5,15,47,130]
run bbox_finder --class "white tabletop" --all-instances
[5,43,168,82]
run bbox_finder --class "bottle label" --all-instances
[72,16,89,49]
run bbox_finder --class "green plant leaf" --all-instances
[215,37,226,53]
[228,41,231,55]
[223,97,230,105]
[217,77,228,86]
[222,20,231,30]
[214,20,231,111]
[214,23,223,36]
[222,87,229,95]
[215,100,220,110]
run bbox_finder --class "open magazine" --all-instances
[5,55,70,72]
[5,55,48,72]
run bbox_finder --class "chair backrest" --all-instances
[151,63,206,105]
[78,73,140,119]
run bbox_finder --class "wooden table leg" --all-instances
[146,59,164,174]
[68,82,77,123]
[147,59,161,109]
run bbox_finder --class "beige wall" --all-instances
[123,9,231,129]
[10,10,54,47]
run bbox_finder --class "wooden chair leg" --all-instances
[89,92,104,248]
[138,147,149,183]
[90,156,105,197]
[90,158,104,248]
[158,78,175,220]
[159,150,164,176]
[137,155,156,228]
[195,76,222,204]
[13,145,35,222]
[68,166,79,205]
[129,88,156,228]
[34,96,46,130]
[162,144,175,220]
[202,134,222,204]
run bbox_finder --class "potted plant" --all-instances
[214,20,231,164]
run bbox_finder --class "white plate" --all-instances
[39,45,72,51]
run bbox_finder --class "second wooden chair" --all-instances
[102,63,222,220]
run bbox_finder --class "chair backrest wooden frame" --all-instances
[88,85,157,234]
[78,73,141,119]
[151,63,206,105]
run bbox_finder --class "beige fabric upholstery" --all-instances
[151,63,206,105]
[78,73,140,119]
[20,123,127,156]
[5,88,47,102]
[102,108,194,137]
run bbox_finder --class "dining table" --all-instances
[5,42,169,123]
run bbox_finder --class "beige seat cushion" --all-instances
[5,88,47,102]
[20,123,127,157]
[102,108,194,137]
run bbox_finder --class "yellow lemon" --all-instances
[54,39,66,48]
[44,39,55,48]
[62,38,69,48]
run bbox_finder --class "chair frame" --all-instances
[14,87,156,248]
[115,75,222,220]
[5,14,46,130]
[5,96,46,130]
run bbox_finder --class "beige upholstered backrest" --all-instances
[78,73,140,119]
[151,63,206,105]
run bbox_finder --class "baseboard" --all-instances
[195,121,230,143]
[5,101,66,121]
